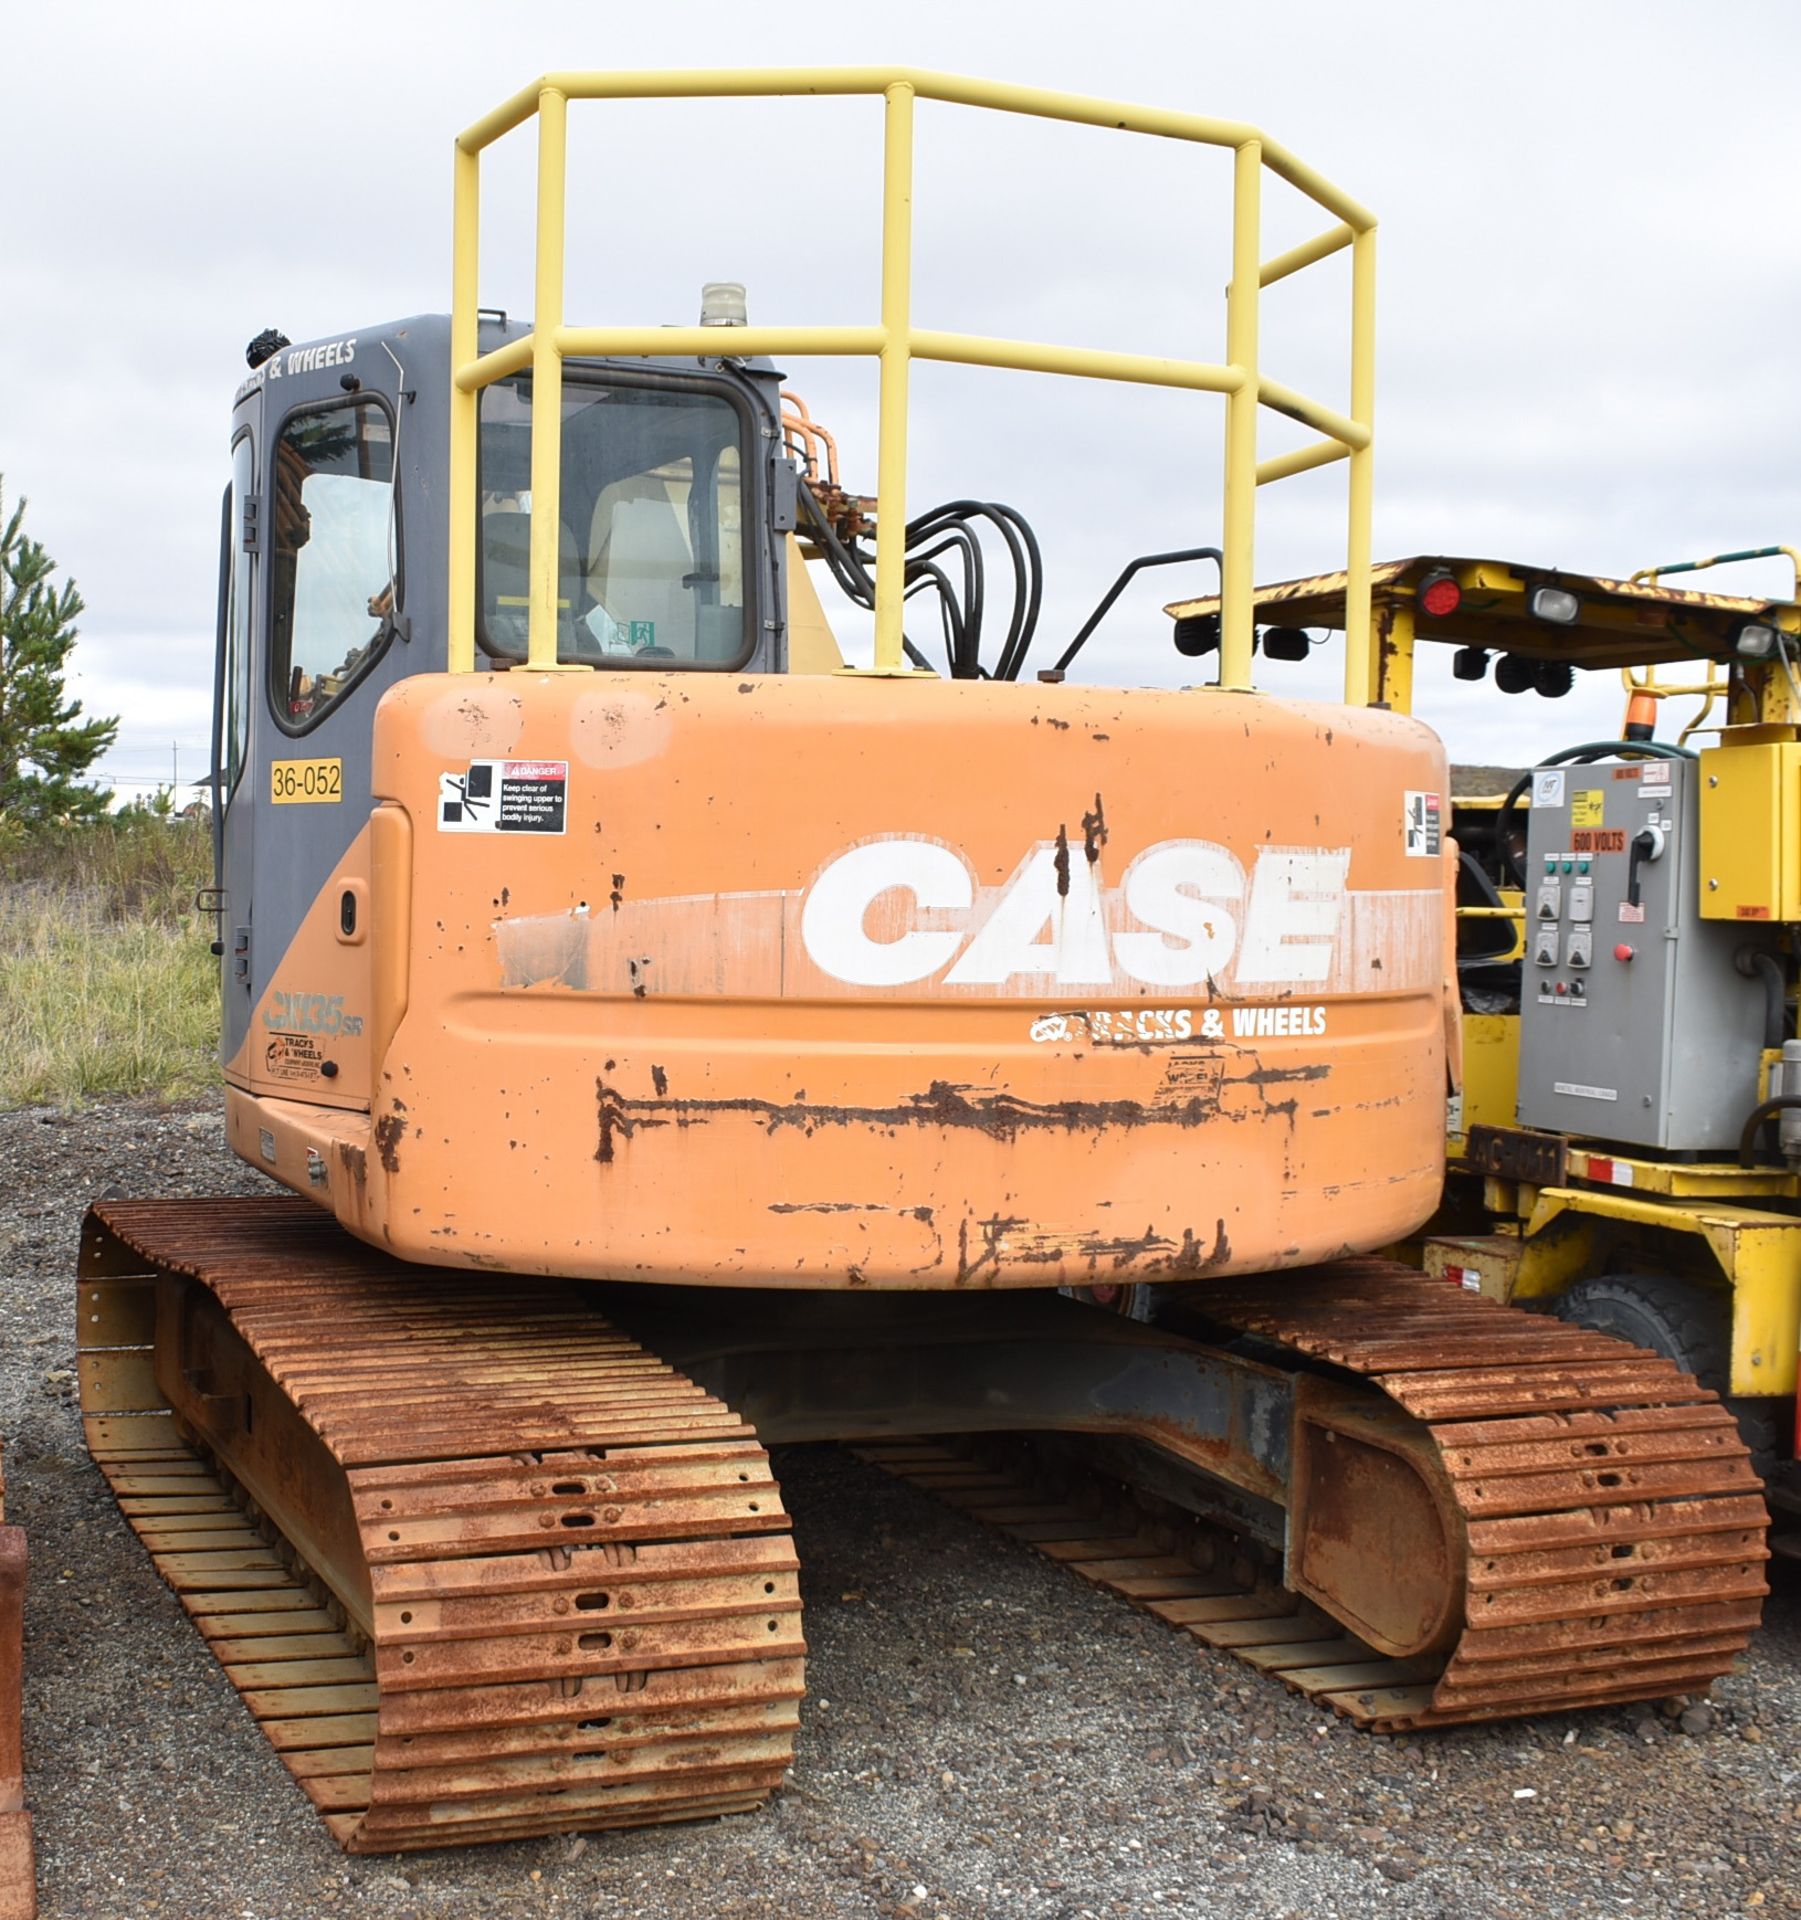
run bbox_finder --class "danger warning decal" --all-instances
[439,760,568,834]
[1403,790,1442,858]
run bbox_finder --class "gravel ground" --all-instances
[2,1098,1798,1920]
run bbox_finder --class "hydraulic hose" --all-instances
[1734,949,1791,1050]
[1493,739,1695,887]
[798,483,1044,680]
[904,500,1042,680]
[1736,1094,1801,1169]
[796,485,936,673]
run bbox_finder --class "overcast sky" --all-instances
[6,0,1800,801]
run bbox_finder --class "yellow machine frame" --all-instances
[1169,553,1801,1405]
[444,68,1378,693]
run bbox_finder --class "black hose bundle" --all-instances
[798,486,1043,679]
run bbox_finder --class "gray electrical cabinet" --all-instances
[1516,756,1769,1151]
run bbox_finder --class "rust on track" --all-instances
[76,1198,804,1853]
[862,1266,1770,1730]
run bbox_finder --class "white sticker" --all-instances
[1639,761,1672,789]
[439,760,569,834]
[1618,901,1646,924]
[1446,1092,1464,1134]
[1532,770,1566,808]
[1554,1081,1618,1101]
[1403,791,1442,857]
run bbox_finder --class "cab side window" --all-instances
[269,399,399,730]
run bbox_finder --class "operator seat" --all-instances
[480,503,583,657]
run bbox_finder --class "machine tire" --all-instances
[1554,1272,1783,1485]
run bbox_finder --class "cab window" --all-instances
[269,398,398,730]
[477,375,750,668]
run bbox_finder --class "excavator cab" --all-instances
[212,319,793,1086]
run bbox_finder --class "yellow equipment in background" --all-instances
[1170,553,1801,1549]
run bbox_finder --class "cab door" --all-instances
[215,425,258,1069]
[241,359,412,1104]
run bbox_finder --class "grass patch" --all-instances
[0,814,219,1107]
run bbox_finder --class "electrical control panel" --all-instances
[1517,757,1770,1151]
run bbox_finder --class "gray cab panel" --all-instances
[212,314,792,1067]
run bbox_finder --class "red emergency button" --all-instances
[1613,943,1635,962]
[1554,981,1567,995]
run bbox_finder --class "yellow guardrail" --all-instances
[1630,545,1801,599]
[447,69,1378,695]
[1619,661,1731,746]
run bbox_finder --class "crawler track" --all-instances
[77,1200,805,1853]
[862,1266,1771,1729]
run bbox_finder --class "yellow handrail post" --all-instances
[871,80,916,675]
[444,71,1376,692]
[1218,139,1261,691]
[527,87,571,672]
[1374,593,1412,712]
[1343,224,1377,704]
[447,141,481,674]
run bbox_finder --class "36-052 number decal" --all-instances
[270,758,343,804]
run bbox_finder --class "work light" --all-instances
[1173,613,1221,657]
[1535,661,1574,698]
[1451,646,1488,682]
[1528,586,1580,625]
[1260,626,1311,661]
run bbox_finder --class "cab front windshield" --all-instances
[477,374,748,669]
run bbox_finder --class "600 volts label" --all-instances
[270,758,343,804]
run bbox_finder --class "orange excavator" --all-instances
[62,70,1767,1858]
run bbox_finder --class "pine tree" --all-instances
[0,479,118,824]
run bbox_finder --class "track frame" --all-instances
[79,1200,806,1853]
[77,1200,1773,1850]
